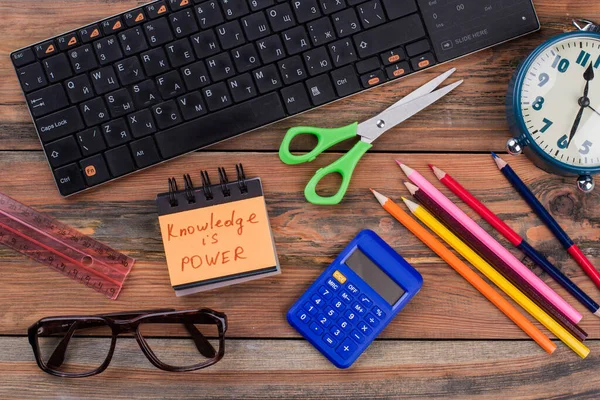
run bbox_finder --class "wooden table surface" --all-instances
[1,1,600,398]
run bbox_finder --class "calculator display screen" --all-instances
[345,249,405,305]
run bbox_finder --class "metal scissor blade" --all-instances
[358,80,463,143]
[384,68,457,112]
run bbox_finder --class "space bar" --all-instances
[155,93,286,159]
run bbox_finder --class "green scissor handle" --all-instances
[304,140,372,205]
[278,122,359,164]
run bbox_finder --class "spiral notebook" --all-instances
[156,164,280,296]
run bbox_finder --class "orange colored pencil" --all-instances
[371,189,556,354]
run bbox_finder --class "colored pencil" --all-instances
[492,152,600,291]
[370,189,556,354]
[431,165,600,317]
[397,161,583,324]
[403,197,588,358]
[404,182,587,341]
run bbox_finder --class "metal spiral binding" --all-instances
[218,167,231,197]
[236,163,248,194]
[201,170,214,200]
[168,177,179,207]
[183,174,196,204]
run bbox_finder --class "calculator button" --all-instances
[333,270,347,284]
[365,313,379,328]
[318,286,333,299]
[344,310,357,322]
[303,302,318,315]
[372,306,386,319]
[317,314,332,328]
[311,294,325,308]
[359,294,372,307]
[325,306,338,319]
[336,337,357,360]
[346,282,359,295]
[358,322,372,336]
[350,329,365,344]
[351,302,366,315]
[338,318,352,332]
[309,322,324,336]
[330,326,343,338]
[323,334,337,348]
[333,298,345,311]
[325,278,341,291]
[339,291,353,303]
[296,310,311,324]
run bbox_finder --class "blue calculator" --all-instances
[287,230,423,369]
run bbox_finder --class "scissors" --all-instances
[279,68,463,205]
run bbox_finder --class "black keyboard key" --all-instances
[144,18,174,47]
[320,0,346,15]
[360,69,385,88]
[157,70,186,99]
[292,0,321,23]
[115,57,146,86]
[81,98,110,126]
[146,1,169,19]
[152,100,183,128]
[410,52,435,71]
[356,57,380,73]
[282,26,311,55]
[124,9,147,27]
[242,12,271,41]
[406,39,430,57]
[195,1,224,29]
[57,33,80,51]
[131,80,161,108]
[17,62,47,93]
[332,9,360,38]
[278,55,306,84]
[357,0,386,28]
[228,73,257,102]
[42,53,73,83]
[45,136,81,168]
[382,0,417,20]
[26,84,69,118]
[170,8,199,37]
[308,17,337,46]
[304,47,332,76]
[177,91,208,119]
[306,74,335,105]
[119,27,149,56]
[169,0,193,11]
[141,48,171,76]
[77,127,107,156]
[11,48,35,67]
[128,109,158,138]
[267,3,296,32]
[79,25,103,43]
[166,38,195,67]
[217,20,246,49]
[385,61,410,79]
[102,17,124,35]
[102,118,132,147]
[220,0,249,19]
[381,47,405,65]
[130,137,161,168]
[80,154,111,186]
[36,107,85,143]
[353,14,425,58]
[330,65,361,96]
[54,163,86,196]
[68,45,98,74]
[91,66,120,94]
[250,0,275,11]
[328,38,357,67]
[202,82,232,111]
[155,92,285,158]
[105,145,136,177]
[281,82,311,114]
[94,36,123,65]
[206,52,236,81]
[34,41,57,59]
[256,34,286,63]
[65,75,95,104]
[191,30,221,59]
[181,61,211,90]
[105,89,135,117]
[253,64,282,93]
[232,44,261,72]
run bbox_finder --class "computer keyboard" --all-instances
[11,0,539,196]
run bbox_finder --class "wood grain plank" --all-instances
[1,1,598,152]
[0,337,599,399]
[0,152,598,339]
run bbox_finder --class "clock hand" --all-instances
[590,105,600,117]
[567,64,594,148]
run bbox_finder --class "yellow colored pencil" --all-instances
[403,197,590,359]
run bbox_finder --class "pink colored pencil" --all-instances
[396,161,583,324]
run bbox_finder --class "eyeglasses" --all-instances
[28,308,227,377]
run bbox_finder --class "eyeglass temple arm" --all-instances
[100,309,176,318]
[184,323,216,358]
[45,321,81,369]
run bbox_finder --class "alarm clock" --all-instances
[506,19,600,192]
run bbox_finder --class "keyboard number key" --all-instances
[332,299,345,311]
[338,318,351,331]
[311,294,325,309]
[296,310,311,323]
[317,314,331,327]
[325,306,338,319]
[303,302,318,315]
[330,326,343,338]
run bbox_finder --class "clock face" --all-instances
[519,35,600,169]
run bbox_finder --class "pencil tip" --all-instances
[370,189,388,206]
[395,159,404,166]
[593,308,600,318]
[431,165,446,180]
[396,161,414,176]
[403,181,419,195]
[402,197,419,213]
[492,153,507,169]
[491,152,498,158]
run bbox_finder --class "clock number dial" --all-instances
[580,140,593,155]
[576,50,592,67]
[538,73,550,87]
[540,117,553,133]
[557,135,568,149]
[532,96,544,111]
[551,55,570,73]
